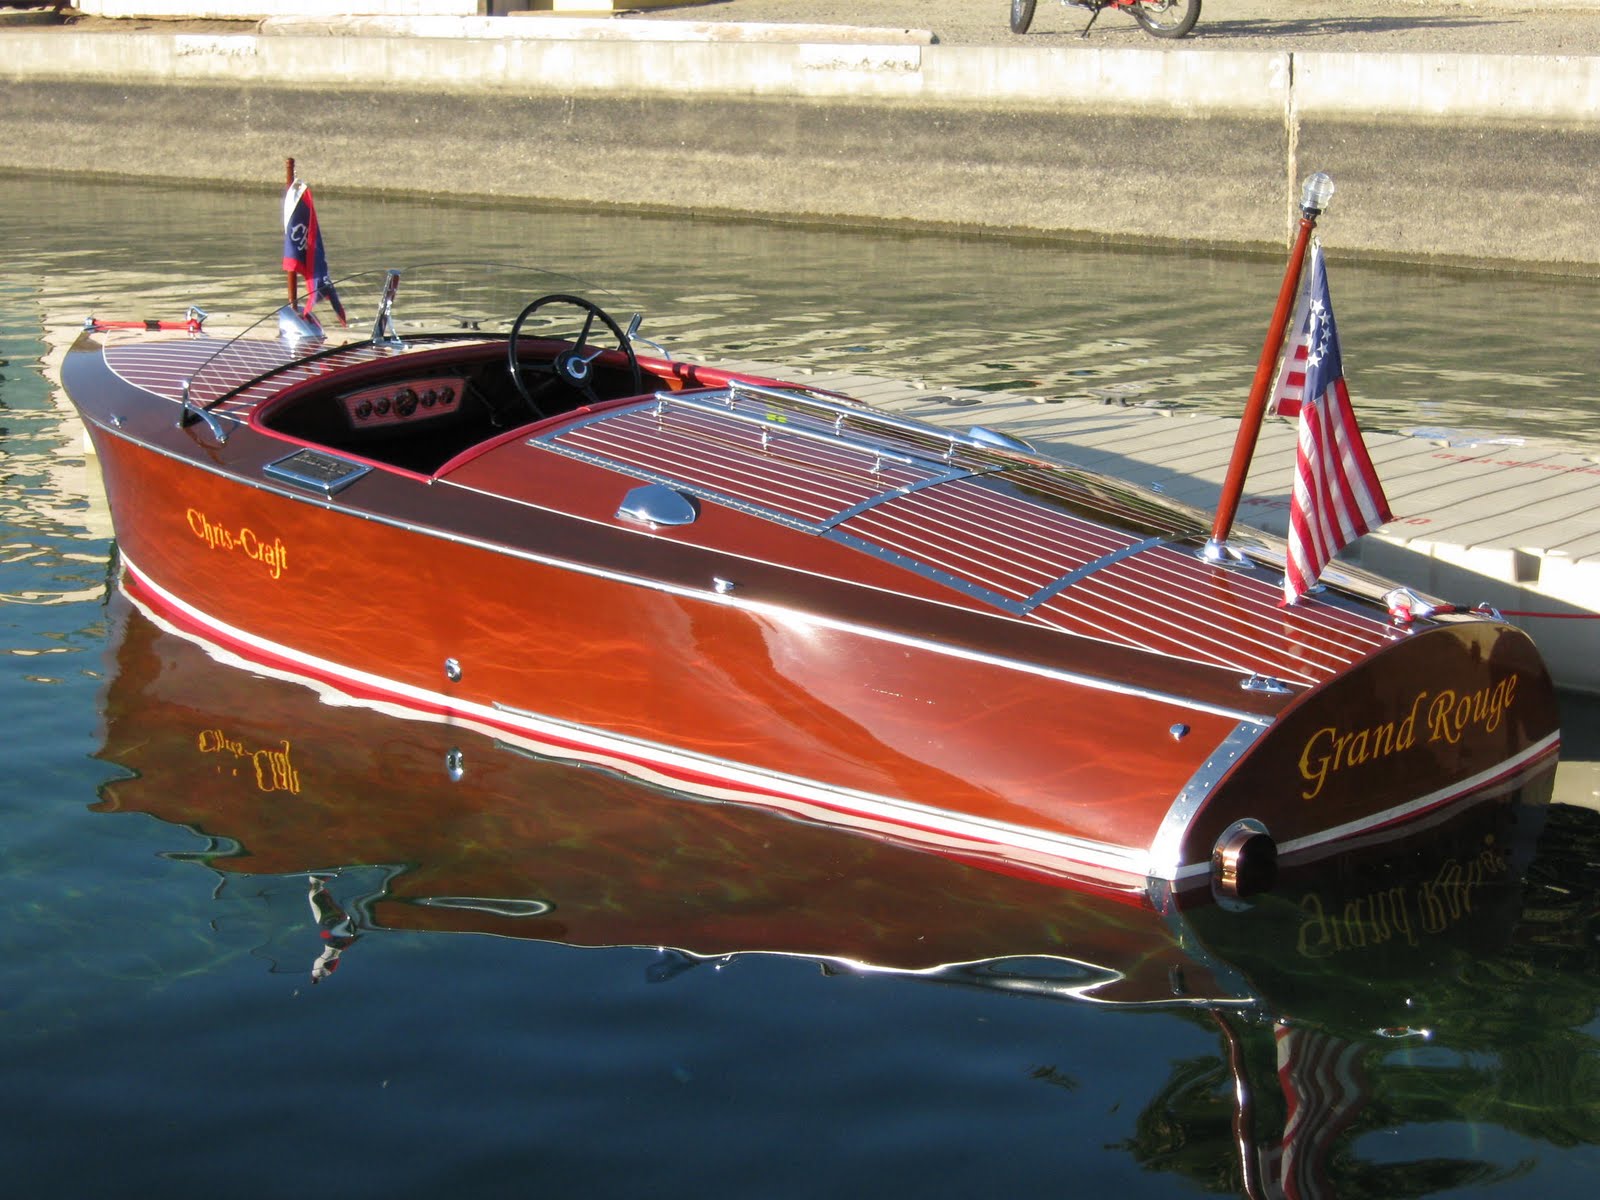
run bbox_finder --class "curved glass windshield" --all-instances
[187,262,628,406]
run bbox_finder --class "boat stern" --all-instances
[1154,614,1560,894]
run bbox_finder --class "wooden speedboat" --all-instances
[63,263,1560,898]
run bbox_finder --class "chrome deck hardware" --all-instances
[371,269,403,348]
[178,378,232,444]
[617,484,699,528]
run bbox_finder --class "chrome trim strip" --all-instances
[90,427,1263,724]
[1147,721,1268,878]
[1019,536,1168,612]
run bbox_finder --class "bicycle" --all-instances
[1009,0,1203,40]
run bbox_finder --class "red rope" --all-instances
[1388,597,1599,624]
[89,319,196,331]
[1497,610,1600,620]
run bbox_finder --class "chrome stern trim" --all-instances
[1147,720,1269,881]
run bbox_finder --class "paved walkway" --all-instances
[623,1,1600,52]
[23,2,1600,55]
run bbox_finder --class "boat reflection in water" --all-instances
[92,586,1595,1197]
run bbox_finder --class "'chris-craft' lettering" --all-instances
[186,508,288,579]
[197,727,301,794]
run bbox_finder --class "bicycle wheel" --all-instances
[1130,0,1201,39]
[1010,0,1037,34]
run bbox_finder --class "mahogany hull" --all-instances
[95,425,1243,887]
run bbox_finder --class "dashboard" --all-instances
[339,376,468,431]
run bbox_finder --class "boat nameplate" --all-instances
[264,448,374,497]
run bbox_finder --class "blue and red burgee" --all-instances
[1271,243,1393,604]
[282,179,347,326]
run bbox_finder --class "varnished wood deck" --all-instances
[734,361,1600,700]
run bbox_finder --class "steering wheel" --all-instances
[507,293,642,416]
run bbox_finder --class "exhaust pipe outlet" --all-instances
[1212,818,1277,905]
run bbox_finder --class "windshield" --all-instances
[186,262,631,407]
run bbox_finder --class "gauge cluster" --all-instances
[340,376,467,430]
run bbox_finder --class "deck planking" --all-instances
[750,360,1600,697]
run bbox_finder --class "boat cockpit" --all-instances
[253,283,671,476]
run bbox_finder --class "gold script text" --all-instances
[197,728,302,794]
[186,508,288,580]
[1298,676,1519,801]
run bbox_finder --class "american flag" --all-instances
[282,179,347,326]
[1273,243,1392,604]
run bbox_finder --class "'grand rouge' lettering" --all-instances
[1298,676,1519,800]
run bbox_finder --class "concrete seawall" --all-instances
[3,25,1598,270]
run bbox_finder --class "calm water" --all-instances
[3,175,1598,1198]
